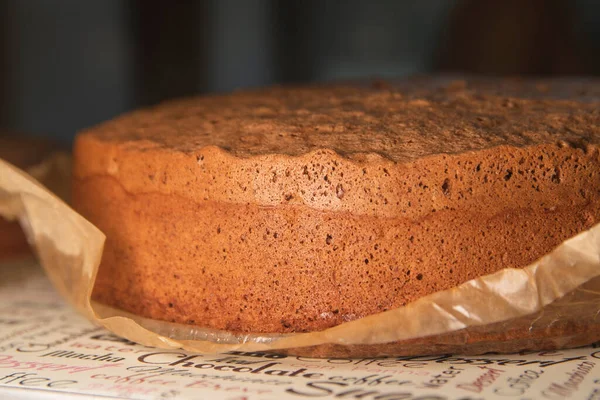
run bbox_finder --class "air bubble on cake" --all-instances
[441,178,451,195]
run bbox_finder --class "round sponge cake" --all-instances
[72,78,600,334]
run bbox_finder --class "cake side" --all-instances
[73,143,600,333]
[73,136,599,218]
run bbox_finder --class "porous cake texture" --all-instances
[73,78,600,334]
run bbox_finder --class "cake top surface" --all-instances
[82,77,600,163]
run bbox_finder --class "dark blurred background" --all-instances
[1,0,599,144]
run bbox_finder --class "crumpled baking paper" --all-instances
[1,157,599,356]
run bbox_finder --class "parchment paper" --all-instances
[1,157,599,356]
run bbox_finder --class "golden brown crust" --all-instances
[76,77,600,165]
[72,78,600,335]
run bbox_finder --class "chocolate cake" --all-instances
[72,77,600,335]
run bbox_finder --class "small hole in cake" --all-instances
[551,168,562,183]
[326,234,333,245]
[504,169,513,181]
[364,258,369,265]
[168,303,173,308]
[416,273,424,280]
[441,178,451,195]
